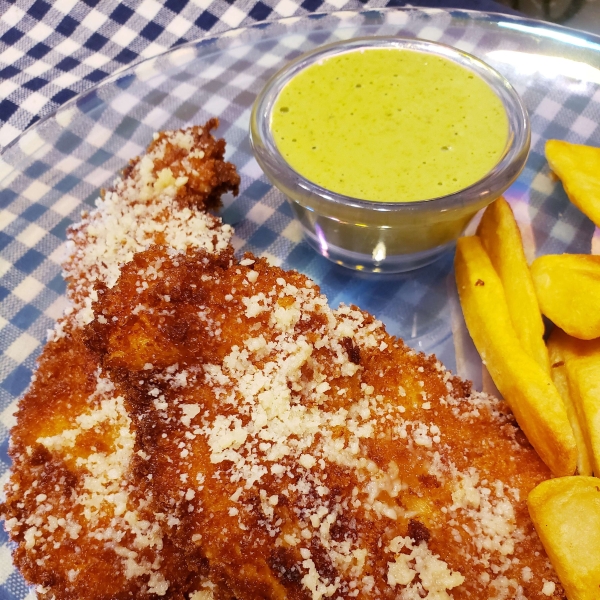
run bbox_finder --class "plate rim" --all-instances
[3,5,600,160]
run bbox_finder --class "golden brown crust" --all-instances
[2,120,565,600]
[123,118,240,212]
[84,247,563,600]
[2,331,156,599]
[2,123,241,600]
[60,123,236,333]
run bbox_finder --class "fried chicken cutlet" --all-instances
[85,246,564,600]
[2,329,191,599]
[2,123,239,600]
[59,119,238,335]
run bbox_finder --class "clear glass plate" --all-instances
[1,9,600,596]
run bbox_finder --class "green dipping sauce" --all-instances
[271,48,509,202]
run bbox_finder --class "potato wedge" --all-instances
[455,236,577,476]
[531,254,600,340]
[546,139,600,227]
[547,330,594,476]
[551,328,600,475]
[528,477,600,600]
[477,197,550,374]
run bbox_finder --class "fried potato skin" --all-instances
[477,197,549,373]
[84,246,563,600]
[549,329,600,476]
[547,329,594,476]
[455,236,577,477]
[531,254,600,341]
[528,476,600,600]
[546,139,600,228]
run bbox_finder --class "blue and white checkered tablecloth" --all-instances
[1,2,600,598]
[0,0,517,153]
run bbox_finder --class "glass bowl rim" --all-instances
[250,35,531,214]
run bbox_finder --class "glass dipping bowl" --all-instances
[250,37,530,273]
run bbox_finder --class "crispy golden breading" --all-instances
[2,120,564,600]
[2,324,235,600]
[2,124,239,600]
[129,118,240,213]
[85,247,563,600]
[61,121,238,331]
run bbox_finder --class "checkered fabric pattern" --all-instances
[0,0,515,153]
[1,4,600,599]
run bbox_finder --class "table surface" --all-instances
[3,2,584,599]
[0,0,520,155]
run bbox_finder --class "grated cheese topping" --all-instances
[3,122,562,600]
[97,250,559,600]
[11,371,168,595]
[2,124,241,600]
[53,126,233,338]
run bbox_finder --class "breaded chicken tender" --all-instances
[2,325,233,600]
[61,120,238,334]
[2,123,239,600]
[3,330,177,598]
[85,247,563,600]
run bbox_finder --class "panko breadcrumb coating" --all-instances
[2,330,196,599]
[1,119,564,600]
[2,122,239,600]
[84,246,563,600]
[59,119,238,336]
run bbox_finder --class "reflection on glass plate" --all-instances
[0,9,599,595]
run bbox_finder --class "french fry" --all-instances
[546,140,600,228]
[528,477,600,600]
[455,236,577,476]
[547,330,594,476]
[477,197,550,374]
[551,328,600,475]
[531,254,600,340]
